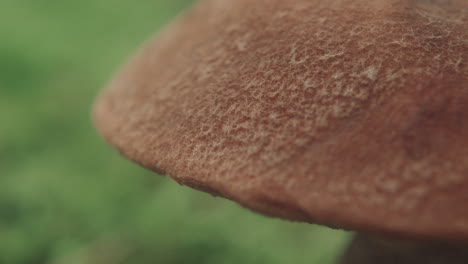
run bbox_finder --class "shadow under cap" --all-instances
[94,0,468,242]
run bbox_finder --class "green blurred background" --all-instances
[0,0,350,263]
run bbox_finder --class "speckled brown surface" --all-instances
[94,0,468,242]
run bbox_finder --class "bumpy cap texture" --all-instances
[94,0,468,241]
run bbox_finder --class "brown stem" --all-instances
[339,233,468,264]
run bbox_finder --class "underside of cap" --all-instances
[94,0,468,242]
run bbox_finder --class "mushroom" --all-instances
[93,0,468,263]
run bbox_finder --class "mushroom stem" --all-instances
[340,233,468,264]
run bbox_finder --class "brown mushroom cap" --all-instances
[94,0,468,242]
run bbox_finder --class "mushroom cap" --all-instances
[94,0,468,242]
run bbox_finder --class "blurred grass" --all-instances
[0,0,351,263]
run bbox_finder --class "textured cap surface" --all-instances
[94,0,468,241]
